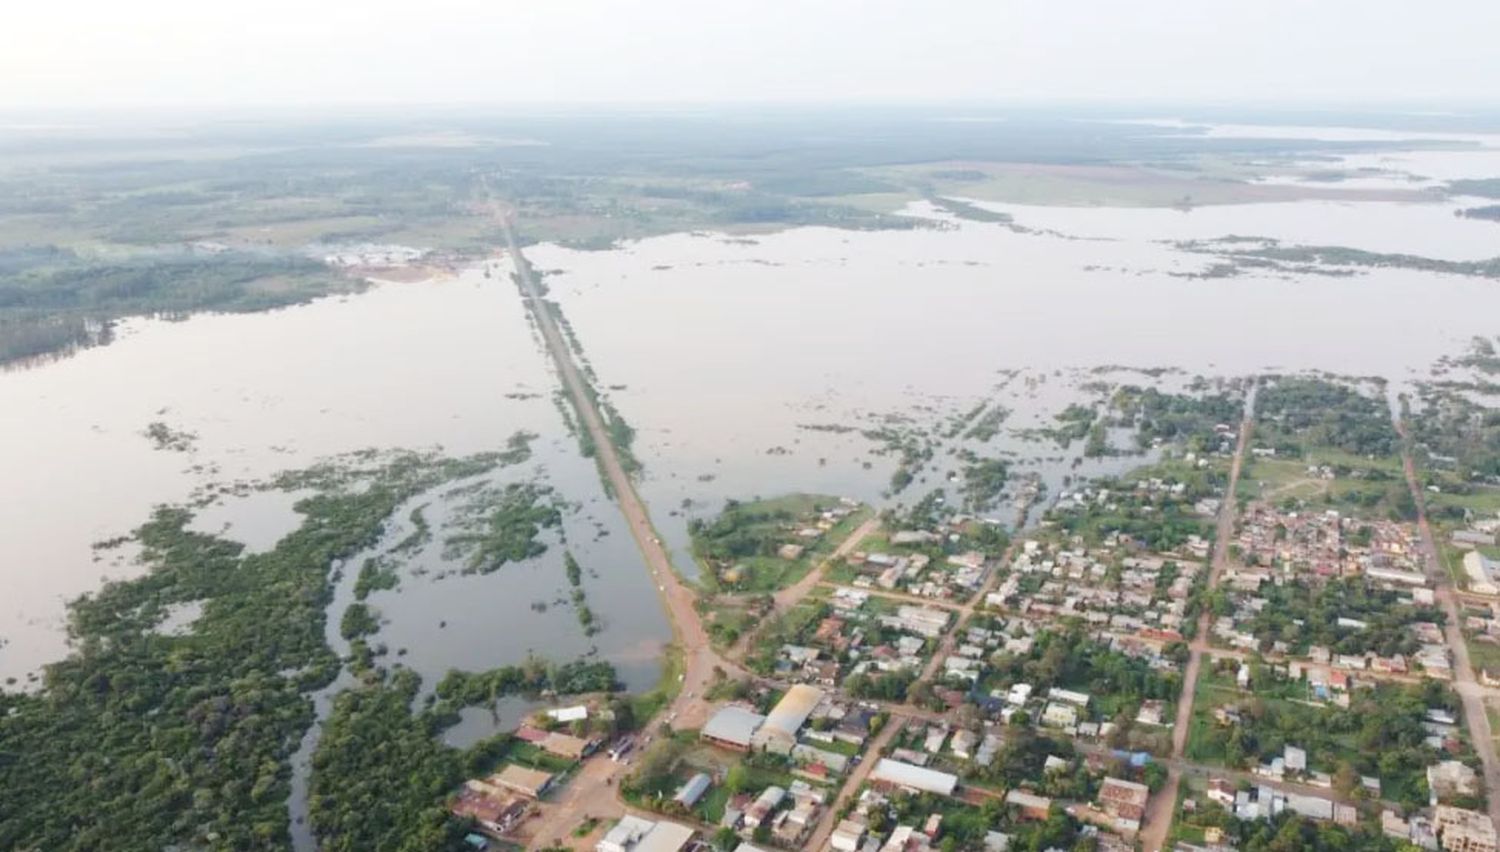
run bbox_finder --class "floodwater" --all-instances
[527,186,1500,574]
[0,266,668,692]
[1,123,1498,841]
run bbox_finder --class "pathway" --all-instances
[1397,418,1500,831]
[1139,402,1254,852]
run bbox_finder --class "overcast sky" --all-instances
[2,0,1497,110]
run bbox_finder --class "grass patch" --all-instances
[630,643,685,725]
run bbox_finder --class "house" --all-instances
[1453,530,1497,549]
[1048,687,1090,707]
[449,785,529,836]
[492,765,553,799]
[1428,761,1481,806]
[1284,746,1307,774]
[702,705,765,751]
[751,685,823,754]
[950,729,979,760]
[984,831,1012,851]
[547,705,589,724]
[924,726,950,754]
[1435,805,1498,852]
[743,786,786,830]
[1041,702,1079,728]
[924,813,944,839]
[791,743,849,775]
[1207,778,1236,808]
[596,816,695,852]
[1464,552,1500,596]
[673,773,711,809]
[1097,777,1150,834]
[1005,790,1052,821]
[1135,700,1167,727]
[1007,683,1034,706]
[830,819,867,852]
[540,731,593,761]
[1381,809,1410,840]
[870,759,959,796]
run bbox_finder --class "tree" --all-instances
[712,827,739,851]
[1334,761,1360,798]
[724,764,748,795]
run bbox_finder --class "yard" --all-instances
[689,494,870,594]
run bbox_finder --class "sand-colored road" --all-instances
[1397,419,1500,832]
[1139,406,1253,852]
[502,218,725,846]
[805,716,905,850]
[728,516,881,660]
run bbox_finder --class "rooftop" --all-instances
[702,704,766,747]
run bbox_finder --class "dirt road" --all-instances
[502,218,725,846]
[774,516,881,612]
[1139,406,1253,852]
[728,516,882,660]
[1397,419,1500,832]
[805,716,905,850]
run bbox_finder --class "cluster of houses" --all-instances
[830,768,1145,851]
[985,538,1204,648]
[1451,519,1499,553]
[712,779,829,848]
[1208,504,1459,675]
[1053,473,1223,537]
[319,242,430,268]
[886,721,1004,775]
[448,764,555,839]
[1186,737,1494,850]
[1207,778,1358,827]
[767,587,951,687]
[1379,803,1500,852]
[831,786,1014,852]
[1379,801,1499,852]
[719,500,861,587]
[925,614,1176,743]
[701,685,870,784]
[1233,504,1428,582]
[937,617,1037,686]
[843,527,993,601]
[1213,643,1454,718]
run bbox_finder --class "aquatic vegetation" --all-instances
[142,420,198,452]
[353,556,400,600]
[964,404,1011,442]
[0,449,504,850]
[442,482,563,574]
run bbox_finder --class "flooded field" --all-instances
[0,265,668,692]
[1,120,1498,850]
[4,129,1496,677]
[529,181,1500,574]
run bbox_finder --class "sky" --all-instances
[2,0,1498,110]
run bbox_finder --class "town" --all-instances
[431,376,1500,852]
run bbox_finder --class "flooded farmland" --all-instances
[7,141,1498,680]
[528,172,1500,574]
[0,265,669,692]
